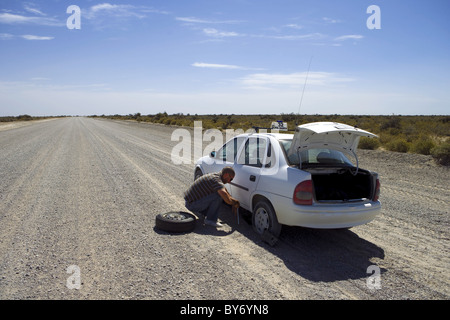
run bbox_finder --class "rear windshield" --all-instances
[279,140,354,167]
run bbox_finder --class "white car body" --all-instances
[194,122,381,239]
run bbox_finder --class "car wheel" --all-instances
[155,211,196,233]
[252,200,281,245]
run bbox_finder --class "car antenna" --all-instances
[296,55,313,127]
[294,56,313,170]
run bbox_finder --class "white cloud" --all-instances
[192,62,264,71]
[85,3,145,19]
[90,3,119,12]
[176,16,243,24]
[178,17,326,43]
[0,33,55,40]
[262,33,325,40]
[240,72,355,90]
[283,23,303,30]
[84,3,168,20]
[21,35,54,40]
[0,12,62,26]
[203,28,241,38]
[334,35,364,41]
[323,17,342,24]
[23,4,46,16]
[0,33,14,40]
[0,13,34,23]
[200,27,324,41]
[176,17,212,24]
[192,62,243,70]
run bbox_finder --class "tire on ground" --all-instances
[155,211,196,233]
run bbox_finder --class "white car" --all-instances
[194,122,381,243]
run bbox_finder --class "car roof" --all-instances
[235,132,294,140]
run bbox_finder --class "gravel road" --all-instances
[0,117,448,300]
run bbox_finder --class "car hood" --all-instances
[288,122,378,156]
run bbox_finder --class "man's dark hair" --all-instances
[221,166,235,177]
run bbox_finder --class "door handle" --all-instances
[249,175,256,182]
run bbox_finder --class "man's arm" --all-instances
[217,188,240,208]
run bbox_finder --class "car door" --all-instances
[205,136,245,192]
[231,136,270,210]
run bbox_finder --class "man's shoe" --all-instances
[204,219,223,228]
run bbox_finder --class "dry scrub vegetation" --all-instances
[91,113,449,166]
[0,115,60,122]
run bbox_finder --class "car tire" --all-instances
[194,169,203,181]
[155,211,196,233]
[252,199,281,245]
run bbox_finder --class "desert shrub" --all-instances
[18,114,33,121]
[0,116,16,122]
[164,118,175,125]
[378,132,397,146]
[380,117,401,131]
[386,138,410,153]
[431,142,450,166]
[358,136,380,150]
[410,137,436,155]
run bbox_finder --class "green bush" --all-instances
[431,142,450,166]
[18,114,32,121]
[410,137,436,155]
[358,137,380,150]
[380,117,401,131]
[386,138,410,153]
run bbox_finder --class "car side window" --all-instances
[265,142,275,168]
[237,137,268,167]
[216,137,245,162]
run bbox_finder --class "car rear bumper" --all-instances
[270,194,381,228]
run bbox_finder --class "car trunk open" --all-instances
[306,168,376,202]
[288,122,378,158]
[287,122,379,204]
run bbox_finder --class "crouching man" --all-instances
[184,167,240,228]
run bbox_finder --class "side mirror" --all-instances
[210,151,216,158]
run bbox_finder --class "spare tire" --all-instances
[155,211,196,233]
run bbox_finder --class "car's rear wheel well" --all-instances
[251,195,280,225]
[252,195,272,211]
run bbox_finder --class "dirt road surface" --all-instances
[0,117,448,300]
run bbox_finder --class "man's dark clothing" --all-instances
[184,172,225,223]
[184,172,224,204]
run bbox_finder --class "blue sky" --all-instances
[0,0,449,116]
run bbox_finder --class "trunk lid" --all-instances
[288,122,378,156]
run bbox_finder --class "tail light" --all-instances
[373,179,380,201]
[293,180,313,205]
